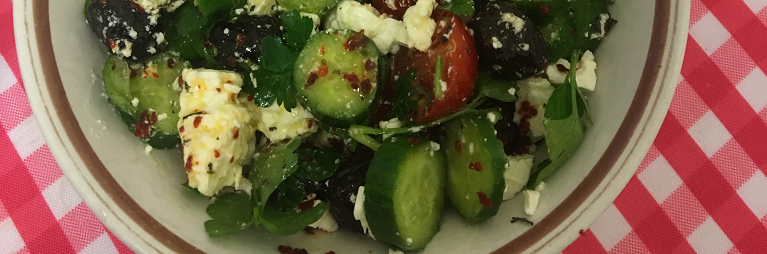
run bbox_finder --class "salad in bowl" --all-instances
[82,0,615,251]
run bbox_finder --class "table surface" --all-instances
[2,0,767,253]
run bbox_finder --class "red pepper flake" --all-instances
[317,63,329,77]
[344,30,369,51]
[178,76,184,88]
[455,140,462,152]
[469,161,483,171]
[193,116,203,128]
[539,5,550,15]
[517,101,538,133]
[307,119,314,129]
[214,150,220,158]
[185,156,193,172]
[278,245,308,254]
[152,72,159,78]
[230,93,236,101]
[556,64,569,72]
[232,128,240,140]
[319,44,326,55]
[227,55,238,68]
[408,137,422,145]
[360,79,373,94]
[304,227,315,235]
[263,146,272,154]
[229,157,234,164]
[216,88,221,92]
[179,126,185,133]
[167,58,175,68]
[130,70,138,79]
[134,110,158,138]
[343,73,360,84]
[247,94,255,101]
[306,72,319,88]
[235,33,246,47]
[365,59,376,71]
[108,38,117,50]
[297,199,315,211]
[477,192,493,207]
[129,0,145,13]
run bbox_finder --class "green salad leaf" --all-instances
[250,138,303,221]
[273,176,308,211]
[260,201,330,235]
[439,0,475,16]
[245,11,314,111]
[475,70,517,103]
[294,146,341,181]
[528,51,591,188]
[204,191,254,237]
[196,0,247,20]
[386,70,418,120]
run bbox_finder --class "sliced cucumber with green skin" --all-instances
[365,136,446,251]
[441,110,507,223]
[102,53,189,148]
[277,0,337,15]
[294,30,380,127]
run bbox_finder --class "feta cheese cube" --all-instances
[545,50,598,91]
[254,101,318,142]
[524,190,540,216]
[513,78,554,139]
[308,209,339,232]
[503,155,534,200]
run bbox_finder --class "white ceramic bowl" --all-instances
[14,0,689,253]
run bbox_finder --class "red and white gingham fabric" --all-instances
[1,0,766,252]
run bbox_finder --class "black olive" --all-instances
[208,16,283,70]
[467,0,548,81]
[86,0,164,62]
[479,99,534,155]
[326,149,374,233]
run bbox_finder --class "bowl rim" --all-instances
[13,0,689,252]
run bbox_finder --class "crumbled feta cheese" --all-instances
[144,145,153,154]
[508,87,516,96]
[134,0,185,14]
[406,238,413,245]
[308,209,339,232]
[326,0,436,54]
[590,13,610,39]
[503,155,534,200]
[487,112,498,123]
[131,98,139,107]
[545,50,598,91]
[156,113,168,122]
[245,0,277,15]
[178,69,258,196]
[379,118,402,140]
[535,181,546,192]
[513,78,554,139]
[111,39,133,58]
[491,37,503,49]
[354,186,375,239]
[524,190,540,215]
[501,12,525,34]
[254,101,318,142]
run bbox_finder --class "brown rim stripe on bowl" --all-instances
[30,0,672,253]
[494,0,675,252]
[31,0,202,252]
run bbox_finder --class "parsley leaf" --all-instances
[196,0,247,20]
[204,191,254,237]
[475,70,517,103]
[273,176,308,211]
[260,201,330,235]
[245,11,313,111]
[439,0,475,16]
[528,51,590,188]
[250,138,303,222]
[387,71,418,120]
[294,146,341,181]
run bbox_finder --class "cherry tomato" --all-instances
[390,11,478,123]
[372,0,417,20]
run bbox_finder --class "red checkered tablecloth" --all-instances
[2,0,767,253]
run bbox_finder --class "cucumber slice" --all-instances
[276,0,337,15]
[441,111,507,223]
[102,53,189,148]
[364,136,446,251]
[294,30,380,127]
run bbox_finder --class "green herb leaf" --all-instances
[439,0,475,16]
[260,201,330,235]
[280,11,314,50]
[249,138,303,222]
[163,2,210,62]
[475,70,517,103]
[528,51,590,188]
[387,70,418,120]
[204,191,254,237]
[295,146,341,181]
[434,55,445,101]
[259,36,299,72]
[273,176,308,211]
[196,0,246,19]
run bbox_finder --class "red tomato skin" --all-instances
[415,12,478,123]
[372,0,417,20]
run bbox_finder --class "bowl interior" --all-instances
[19,0,686,252]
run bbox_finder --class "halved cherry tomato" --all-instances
[390,11,478,123]
[372,0,417,20]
